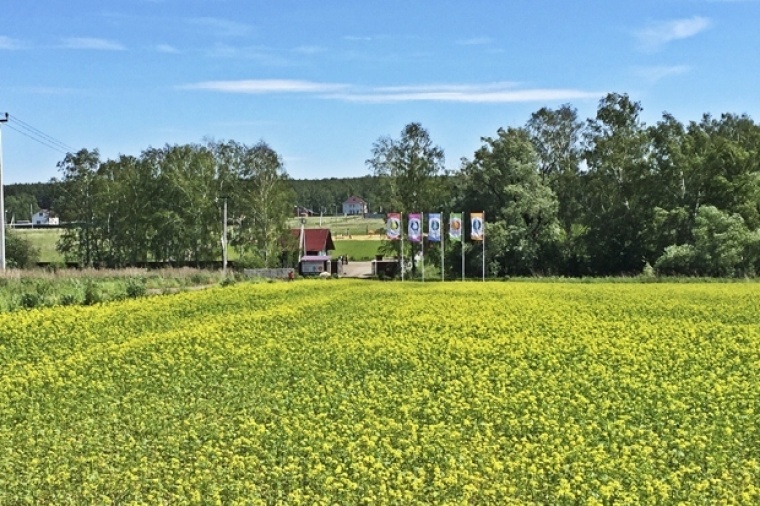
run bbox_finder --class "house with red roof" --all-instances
[289,228,336,275]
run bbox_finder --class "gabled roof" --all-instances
[343,195,366,204]
[290,228,335,252]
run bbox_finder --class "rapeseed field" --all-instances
[1,280,758,504]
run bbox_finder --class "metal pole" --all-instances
[0,113,8,271]
[222,197,228,276]
[441,211,445,282]
[421,212,425,282]
[482,214,486,282]
[461,212,465,282]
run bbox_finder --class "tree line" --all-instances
[368,93,760,278]
[51,140,294,268]
[5,91,760,276]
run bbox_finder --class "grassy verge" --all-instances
[11,228,64,263]
[289,215,385,237]
[331,239,383,261]
[0,267,231,312]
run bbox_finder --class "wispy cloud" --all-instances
[293,45,326,55]
[635,16,711,51]
[156,44,180,54]
[181,79,601,104]
[633,64,691,82]
[456,37,493,46]
[0,36,25,50]
[188,17,253,38]
[61,37,126,50]
[334,86,600,104]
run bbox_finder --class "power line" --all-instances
[3,122,69,155]
[9,115,76,152]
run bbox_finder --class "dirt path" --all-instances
[340,261,373,278]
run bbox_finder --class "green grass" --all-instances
[331,239,383,261]
[10,228,64,263]
[289,215,385,237]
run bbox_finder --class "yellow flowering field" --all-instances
[1,280,759,504]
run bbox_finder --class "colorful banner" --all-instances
[408,213,422,243]
[428,213,442,242]
[449,213,462,242]
[386,213,401,240]
[470,212,485,241]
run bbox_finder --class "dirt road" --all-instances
[340,261,373,278]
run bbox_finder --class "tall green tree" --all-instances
[54,148,104,266]
[582,93,654,274]
[366,123,447,272]
[215,140,294,267]
[458,127,560,276]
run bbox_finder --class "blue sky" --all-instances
[2,0,759,184]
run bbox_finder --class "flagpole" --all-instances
[482,213,486,282]
[421,212,425,282]
[441,211,445,282]
[401,221,405,282]
[461,212,465,282]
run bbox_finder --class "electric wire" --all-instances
[9,115,76,152]
[3,122,69,155]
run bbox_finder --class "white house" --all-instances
[32,209,59,225]
[342,196,368,215]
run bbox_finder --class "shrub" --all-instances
[83,281,102,305]
[125,278,147,298]
[5,232,40,269]
[19,292,42,309]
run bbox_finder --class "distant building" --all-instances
[290,228,336,275]
[342,196,368,215]
[294,205,314,217]
[32,209,59,225]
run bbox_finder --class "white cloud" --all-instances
[182,79,601,104]
[188,18,252,37]
[61,37,126,51]
[156,44,179,54]
[293,45,326,55]
[633,64,691,82]
[333,87,600,104]
[636,16,711,51]
[0,36,24,50]
[343,35,373,42]
[456,37,493,46]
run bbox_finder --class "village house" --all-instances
[289,228,336,275]
[341,196,368,216]
[32,209,59,226]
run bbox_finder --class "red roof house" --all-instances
[290,228,335,256]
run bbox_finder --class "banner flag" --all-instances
[470,212,485,241]
[408,213,422,243]
[386,213,402,240]
[449,213,462,242]
[428,213,442,242]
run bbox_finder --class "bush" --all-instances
[655,244,697,276]
[6,232,40,269]
[19,292,42,309]
[125,278,146,298]
[59,293,80,306]
[83,281,102,305]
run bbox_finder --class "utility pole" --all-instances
[0,113,8,271]
[220,196,228,277]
